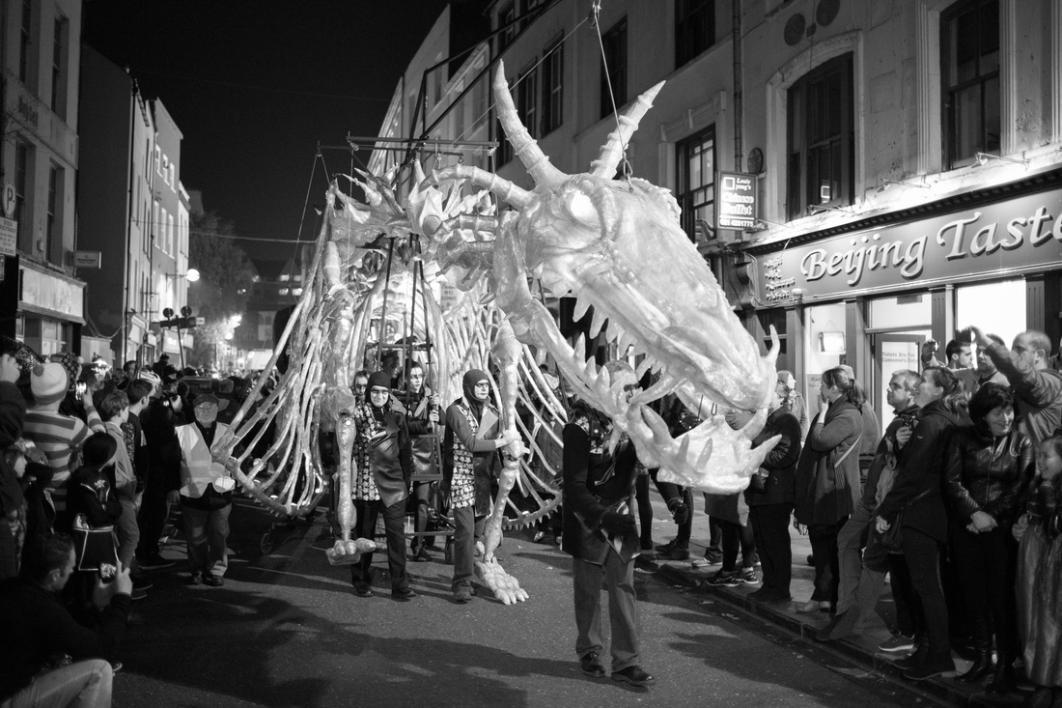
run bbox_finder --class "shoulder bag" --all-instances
[878,488,932,553]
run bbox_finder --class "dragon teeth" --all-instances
[588,307,608,339]
[635,356,653,380]
[572,295,591,322]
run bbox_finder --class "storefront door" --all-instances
[874,333,925,432]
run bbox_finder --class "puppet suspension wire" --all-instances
[591,0,633,180]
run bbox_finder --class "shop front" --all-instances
[745,171,1062,431]
[17,261,85,358]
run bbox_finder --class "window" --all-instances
[941,0,1000,168]
[14,140,30,252]
[152,200,159,243]
[600,18,628,119]
[675,0,715,68]
[51,17,69,119]
[155,145,162,175]
[170,164,176,190]
[160,207,168,253]
[162,156,170,185]
[517,64,538,138]
[497,3,516,54]
[541,39,564,134]
[46,165,62,264]
[18,0,32,84]
[676,126,715,241]
[786,53,854,219]
[167,213,175,256]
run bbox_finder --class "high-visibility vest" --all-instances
[176,422,231,499]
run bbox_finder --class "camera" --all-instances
[98,563,117,583]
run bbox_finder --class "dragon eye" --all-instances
[563,190,597,225]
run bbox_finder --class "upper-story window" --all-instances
[19,0,33,85]
[169,164,176,190]
[46,164,62,264]
[541,39,564,134]
[51,17,69,119]
[517,64,538,138]
[786,53,854,219]
[941,0,1000,169]
[162,156,171,185]
[675,0,715,69]
[600,17,628,119]
[155,145,162,175]
[497,3,517,54]
[676,126,715,241]
[14,139,31,252]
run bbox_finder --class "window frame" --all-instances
[541,38,564,135]
[786,52,854,219]
[46,164,61,264]
[18,0,32,85]
[600,17,628,119]
[940,0,1001,169]
[675,0,715,69]
[51,16,69,119]
[675,125,716,242]
[14,139,31,253]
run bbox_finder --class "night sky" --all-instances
[82,0,455,261]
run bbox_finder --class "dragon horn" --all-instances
[589,80,665,178]
[493,61,565,188]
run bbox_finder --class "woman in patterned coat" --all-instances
[441,369,515,603]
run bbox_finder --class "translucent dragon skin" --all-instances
[434,63,780,494]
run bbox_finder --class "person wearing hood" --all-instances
[349,371,416,600]
[441,369,515,604]
[175,393,234,587]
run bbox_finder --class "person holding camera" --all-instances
[561,361,654,688]
[135,374,181,570]
[0,533,131,707]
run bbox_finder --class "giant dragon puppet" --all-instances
[212,62,780,604]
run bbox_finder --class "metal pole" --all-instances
[375,238,396,370]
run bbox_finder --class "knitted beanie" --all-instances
[31,363,68,406]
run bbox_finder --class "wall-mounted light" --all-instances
[975,151,1028,168]
[164,267,200,283]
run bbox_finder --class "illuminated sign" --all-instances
[716,172,758,230]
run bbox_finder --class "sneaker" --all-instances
[611,666,655,687]
[706,570,741,587]
[703,548,723,565]
[580,651,605,678]
[202,575,224,587]
[878,633,916,653]
[453,586,472,604]
[353,585,375,598]
[740,567,759,585]
[137,555,176,571]
[903,657,955,681]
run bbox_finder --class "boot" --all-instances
[956,642,993,683]
[985,653,1015,694]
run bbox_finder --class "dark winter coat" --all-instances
[745,407,802,507]
[794,398,863,525]
[944,425,1034,528]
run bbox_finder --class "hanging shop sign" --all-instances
[20,265,85,322]
[716,172,758,230]
[756,186,1062,303]
[0,218,16,257]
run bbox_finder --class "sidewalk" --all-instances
[641,492,998,707]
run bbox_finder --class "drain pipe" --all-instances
[732,0,743,171]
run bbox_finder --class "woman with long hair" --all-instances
[943,383,1033,692]
[875,366,970,680]
[794,366,864,613]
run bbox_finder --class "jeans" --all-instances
[0,659,112,708]
[902,527,950,659]
[115,498,140,569]
[718,518,755,572]
[749,504,792,594]
[350,498,409,592]
[182,503,231,578]
[573,550,640,672]
[451,505,485,591]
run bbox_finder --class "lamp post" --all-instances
[162,268,200,369]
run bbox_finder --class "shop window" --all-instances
[941,0,1000,169]
[541,39,564,134]
[676,125,715,241]
[18,0,32,85]
[51,16,69,119]
[786,53,854,219]
[955,279,1025,350]
[869,293,931,330]
[675,0,715,68]
[14,139,31,252]
[46,164,62,264]
[757,308,789,368]
[804,301,847,386]
[600,17,627,119]
[516,64,538,138]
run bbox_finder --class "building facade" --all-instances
[0,0,84,356]
[385,0,1062,430]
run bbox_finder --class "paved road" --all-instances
[112,502,920,707]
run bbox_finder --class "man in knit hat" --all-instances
[22,363,104,527]
[349,371,416,600]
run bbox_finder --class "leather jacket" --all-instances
[944,424,1034,528]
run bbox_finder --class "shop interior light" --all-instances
[975,152,1028,168]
